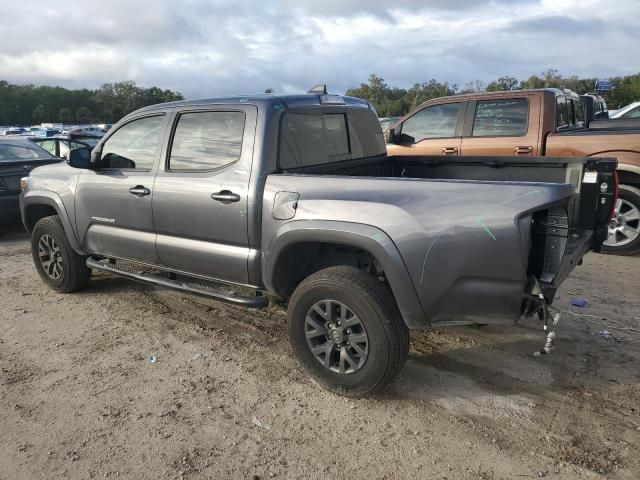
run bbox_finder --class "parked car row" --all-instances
[0,123,111,137]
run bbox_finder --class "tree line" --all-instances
[3,69,639,125]
[346,69,640,118]
[0,80,183,126]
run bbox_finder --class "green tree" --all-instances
[32,104,48,123]
[486,76,519,92]
[76,106,91,123]
[58,107,72,123]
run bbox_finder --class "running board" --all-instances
[86,257,269,309]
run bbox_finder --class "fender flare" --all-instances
[263,220,427,328]
[20,190,84,255]
[618,163,640,178]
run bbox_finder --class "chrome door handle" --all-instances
[129,185,151,196]
[515,146,533,155]
[211,190,241,204]
[442,146,459,155]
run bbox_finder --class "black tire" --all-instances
[601,184,640,256]
[287,266,409,397]
[31,215,90,293]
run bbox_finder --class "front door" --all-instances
[152,106,257,285]
[74,114,167,264]
[386,102,466,156]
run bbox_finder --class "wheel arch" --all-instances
[21,191,84,254]
[263,220,427,328]
[617,164,640,188]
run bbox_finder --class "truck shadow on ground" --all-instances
[0,223,29,241]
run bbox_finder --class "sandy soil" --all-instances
[1,224,639,480]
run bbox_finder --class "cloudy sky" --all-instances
[0,0,637,98]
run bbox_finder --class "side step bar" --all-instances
[86,257,269,309]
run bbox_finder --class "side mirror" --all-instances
[66,147,92,169]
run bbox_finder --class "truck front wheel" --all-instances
[602,184,640,255]
[287,266,409,397]
[31,215,91,293]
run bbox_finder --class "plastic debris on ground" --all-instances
[597,330,613,339]
[570,298,591,308]
[252,417,270,430]
[148,355,157,364]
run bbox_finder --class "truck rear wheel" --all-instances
[287,266,409,397]
[31,215,90,293]
[602,184,640,255]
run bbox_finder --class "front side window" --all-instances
[401,103,461,142]
[100,115,164,170]
[169,111,245,171]
[279,113,350,169]
[472,98,529,136]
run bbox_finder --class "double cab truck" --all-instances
[386,88,640,255]
[20,91,617,396]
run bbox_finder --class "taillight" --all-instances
[607,171,619,223]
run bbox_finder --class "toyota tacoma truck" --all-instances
[20,90,617,396]
[386,88,640,255]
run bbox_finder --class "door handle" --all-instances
[442,146,459,155]
[211,190,241,204]
[515,146,533,155]
[129,185,151,196]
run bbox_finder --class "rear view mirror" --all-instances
[66,147,91,169]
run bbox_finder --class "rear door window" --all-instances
[401,103,461,142]
[472,98,528,136]
[168,111,245,171]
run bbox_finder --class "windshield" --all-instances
[0,142,52,161]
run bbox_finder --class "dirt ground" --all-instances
[1,224,639,480]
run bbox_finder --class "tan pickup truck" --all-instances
[386,88,640,254]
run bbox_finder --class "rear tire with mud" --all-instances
[287,266,409,397]
[31,215,90,293]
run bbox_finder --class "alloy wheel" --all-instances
[38,234,64,280]
[604,198,640,247]
[304,299,369,374]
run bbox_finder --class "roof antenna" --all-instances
[307,84,327,94]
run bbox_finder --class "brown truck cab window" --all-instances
[401,103,461,142]
[472,98,528,137]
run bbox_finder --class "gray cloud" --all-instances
[509,15,604,34]
[0,0,637,98]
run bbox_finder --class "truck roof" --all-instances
[430,88,579,102]
[136,93,375,114]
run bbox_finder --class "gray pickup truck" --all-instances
[20,91,617,396]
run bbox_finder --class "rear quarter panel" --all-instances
[262,174,575,327]
[546,132,640,177]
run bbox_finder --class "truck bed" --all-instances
[268,155,617,326]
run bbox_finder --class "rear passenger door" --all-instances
[152,106,257,285]
[460,97,540,156]
[387,102,466,156]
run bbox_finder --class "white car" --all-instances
[611,101,640,119]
